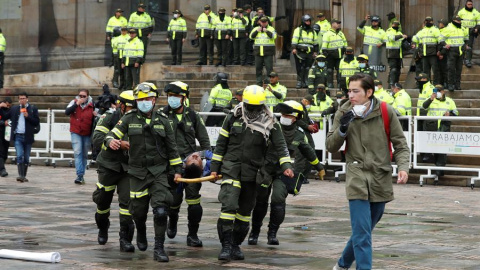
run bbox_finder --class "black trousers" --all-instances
[422,55,439,84]
[232,37,247,64]
[388,58,402,86]
[215,39,230,65]
[125,65,140,90]
[447,50,463,88]
[326,56,341,87]
[0,53,4,89]
[199,37,214,64]
[170,39,183,65]
[294,52,314,83]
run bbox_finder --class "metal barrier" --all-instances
[413,116,480,188]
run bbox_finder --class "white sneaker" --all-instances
[333,263,349,270]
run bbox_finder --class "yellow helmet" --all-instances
[134,82,158,99]
[242,85,266,105]
[117,90,135,107]
[357,54,369,61]
[164,81,189,97]
[277,100,304,117]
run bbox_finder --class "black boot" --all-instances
[267,224,280,245]
[187,204,203,247]
[247,225,260,245]
[135,220,148,251]
[153,236,169,262]
[248,201,268,245]
[119,223,135,252]
[217,219,233,261]
[0,158,8,177]
[16,163,24,182]
[296,81,302,89]
[187,223,203,247]
[23,165,29,182]
[267,203,285,245]
[95,212,110,245]
[167,208,179,239]
[232,219,249,260]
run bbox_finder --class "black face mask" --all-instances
[392,26,399,31]
[219,13,225,20]
[453,21,462,28]
[466,6,474,12]
[425,22,433,27]
[137,11,144,15]
[345,54,354,61]
[318,91,326,101]
[417,81,427,90]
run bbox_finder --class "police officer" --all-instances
[321,19,347,89]
[385,20,408,87]
[315,12,331,46]
[415,73,435,162]
[105,83,183,262]
[105,8,128,66]
[458,0,480,67]
[297,97,319,183]
[391,82,412,130]
[307,54,328,95]
[162,81,211,247]
[111,27,129,89]
[211,85,293,261]
[292,14,318,89]
[213,8,232,67]
[0,28,5,89]
[206,73,232,126]
[265,72,287,111]
[412,16,442,84]
[92,90,135,252]
[250,16,277,86]
[437,19,449,86]
[195,5,216,65]
[122,29,144,90]
[440,15,469,91]
[243,4,255,65]
[127,3,154,59]
[356,54,378,79]
[310,84,334,131]
[338,47,359,95]
[232,8,249,65]
[357,15,386,56]
[226,88,243,110]
[248,101,324,246]
[386,12,402,32]
[374,80,394,105]
[167,10,187,65]
[422,84,458,176]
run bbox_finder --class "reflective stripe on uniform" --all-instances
[310,158,319,165]
[119,208,131,216]
[97,208,110,214]
[170,158,182,166]
[186,198,201,205]
[220,128,229,137]
[279,156,291,165]
[130,189,149,198]
[220,212,236,220]
[212,154,223,161]
[170,204,181,210]
[95,125,110,134]
[111,127,124,139]
[221,179,241,188]
[96,182,116,192]
[235,213,251,222]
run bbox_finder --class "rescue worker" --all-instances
[356,54,377,79]
[307,54,328,95]
[437,19,449,86]
[422,84,458,176]
[321,19,347,89]
[391,82,412,130]
[92,90,136,252]
[315,12,331,46]
[248,101,324,246]
[440,15,469,91]
[292,14,318,89]
[250,16,277,86]
[213,8,232,67]
[310,84,334,130]
[231,8,249,65]
[105,8,128,66]
[122,29,144,90]
[127,3,154,59]
[226,88,244,110]
[211,85,294,261]
[415,73,435,162]
[374,80,394,105]
[357,15,386,56]
[457,0,480,67]
[297,97,319,183]
[264,72,287,112]
[166,10,187,65]
[162,81,211,247]
[111,27,129,89]
[105,82,183,262]
[385,20,408,87]
[206,73,232,126]
[338,47,359,95]
[386,12,402,32]
[412,16,442,84]
[0,28,5,89]
[195,5,216,65]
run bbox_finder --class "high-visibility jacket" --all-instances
[232,16,250,38]
[250,25,277,56]
[425,97,458,129]
[388,18,402,32]
[321,28,347,59]
[458,7,480,29]
[105,16,128,35]
[375,87,394,105]
[339,59,359,78]
[122,36,144,66]
[412,26,443,56]
[291,26,318,53]
[265,83,287,111]
[315,19,331,36]
[357,26,386,54]
[310,94,333,128]
[167,17,187,40]
[112,33,129,57]
[127,12,154,37]
[196,12,217,38]
[416,81,435,116]
[357,67,377,79]
[251,15,274,28]
[0,33,5,53]
[385,27,405,58]
[208,84,232,108]
[392,89,412,116]
[212,16,233,40]
[440,23,469,56]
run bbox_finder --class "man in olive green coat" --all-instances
[326,74,409,270]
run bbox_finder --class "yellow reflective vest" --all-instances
[167,17,187,40]
[416,81,435,116]
[310,94,333,129]
[357,26,386,54]
[375,87,394,105]
[0,33,5,53]
[425,97,458,129]
[265,83,287,111]
[208,84,232,108]
[291,26,318,53]
[441,23,469,55]
[321,28,347,59]
[105,16,128,35]
[250,25,277,56]
[392,89,412,116]
[127,12,154,37]
[213,16,233,40]
[385,27,405,58]
[232,16,250,38]
[458,7,480,29]
[112,33,129,57]
[412,26,443,56]
[196,12,217,38]
[316,19,331,36]
[339,59,359,78]
[122,36,144,66]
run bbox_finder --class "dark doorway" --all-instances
[129,0,169,31]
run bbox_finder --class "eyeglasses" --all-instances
[79,95,87,98]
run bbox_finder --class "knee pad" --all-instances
[153,206,168,224]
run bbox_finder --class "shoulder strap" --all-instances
[380,101,393,161]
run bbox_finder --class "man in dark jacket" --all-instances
[5,93,40,182]
[0,97,12,177]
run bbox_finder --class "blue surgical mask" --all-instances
[359,63,366,69]
[318,62,325,68]
[168,96,183,109]
[137,100,154,113]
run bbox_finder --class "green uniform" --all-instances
[290,104,316,181]
[105,108,182,244]
[0,33,5,89]
[122,36,144,90]
[196,12,217,65]
[232,15,250,64]
[374,87,394,105]
[250,25,277,85]
[127,11,154,57]
[385,27,405,86]
[321,28,348,87]
[167,17,187,65]
[339,58,359,92]
[412,26,443,84]
[92,108,134,246]
[265,83,287,111]
[307,65,328,95]
[357,66,377,79]
[310,93,334,129]
[440,23,469,90]
[211,110,292,249]
[458,7,480,62]
[291,25,318,85]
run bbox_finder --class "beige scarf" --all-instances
[232,103,276,140]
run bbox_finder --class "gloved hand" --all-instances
[339,111,355,133]
[321,110,327,117]
[317,169,325,180]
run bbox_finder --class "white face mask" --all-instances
[318,62,325,68]
[174,14,179,18]
[337,99,343,105]
[305,105,311,109]
[374,86,379,92]
[359,63,366,69]
[280,116,294,126]
[352,101,371,118]
[234,12,238,16]
[436,92,443,99]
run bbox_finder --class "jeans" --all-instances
[338,200,386,270]
[71,133,91,177]
[14,134,32,164]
